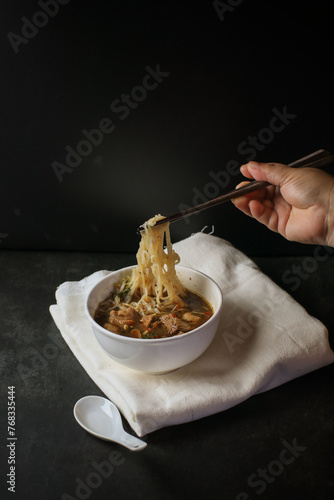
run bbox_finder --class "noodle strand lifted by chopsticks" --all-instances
[126,215,186,314]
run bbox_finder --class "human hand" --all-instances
[232,162,334,246]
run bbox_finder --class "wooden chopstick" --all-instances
[137,149,334,232]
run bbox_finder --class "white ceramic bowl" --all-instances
[85,265,223,374]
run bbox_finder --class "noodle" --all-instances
[93,215,214,338]
[123,215,186,314]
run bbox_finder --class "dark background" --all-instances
[1,3,334,500]
[1,0,333,256]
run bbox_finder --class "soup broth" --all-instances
[94,280,214,339]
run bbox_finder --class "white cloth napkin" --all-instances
[49,233,334,437]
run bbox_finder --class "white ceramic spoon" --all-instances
[73,396,147,451]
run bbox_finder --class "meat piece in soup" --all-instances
[160,314,192,335]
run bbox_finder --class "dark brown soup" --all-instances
[94,289,214,339]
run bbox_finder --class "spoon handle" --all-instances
[118,431,147,451]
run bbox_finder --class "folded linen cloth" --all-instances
[49,233,334,437]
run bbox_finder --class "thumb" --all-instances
[241,161,294,187]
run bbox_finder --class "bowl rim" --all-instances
[85,264,223,345]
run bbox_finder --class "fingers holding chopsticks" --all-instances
[232,161,303,234]
[232,160,334,246]
[231,161,281,223]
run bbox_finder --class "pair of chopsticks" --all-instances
[137,149,334,233]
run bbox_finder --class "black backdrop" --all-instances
[1,0,333,256]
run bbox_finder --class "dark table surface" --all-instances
[1,250,333,500]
